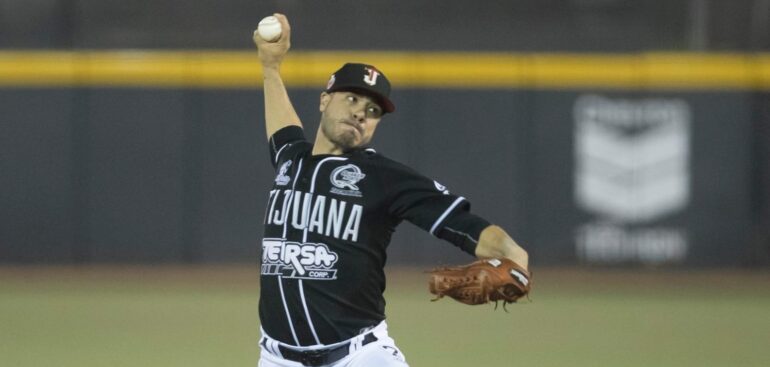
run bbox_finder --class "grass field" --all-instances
[1,266,769,367]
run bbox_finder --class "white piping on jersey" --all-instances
[298,280,320,345]
[299,156,347,345]
[274,142,291,164]
[310,157,348,192]
[278,157,304,345]
[277,274,300,345]
[429,197,466,235]
[281,158,304,239]
[263,189,275,225]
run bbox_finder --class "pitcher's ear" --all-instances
[320,92,331,112]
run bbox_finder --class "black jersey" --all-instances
[259,126,483,346]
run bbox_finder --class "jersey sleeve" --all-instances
[268,126,309,169]
[386,165,477,237]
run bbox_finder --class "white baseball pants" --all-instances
[258,321,408,367]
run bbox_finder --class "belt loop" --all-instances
[261,335,277,357]
[271,339,282,357]
[348,334,363,354]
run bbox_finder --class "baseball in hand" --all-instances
[257,16,282,42]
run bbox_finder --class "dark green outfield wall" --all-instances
[2,0,769,265]
[0,87,762,266]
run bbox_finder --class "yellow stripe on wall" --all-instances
[1,50,769,89]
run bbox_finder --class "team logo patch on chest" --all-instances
[275,160,292,186]
[262,239,339,280]
[330,164,366,197]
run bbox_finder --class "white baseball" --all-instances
[257,16,282,42]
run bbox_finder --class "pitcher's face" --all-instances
[319,91,383,150]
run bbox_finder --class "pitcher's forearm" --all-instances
[253,13,301,139]
[263,66,302,139]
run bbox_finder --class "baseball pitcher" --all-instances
[253,13,531,367]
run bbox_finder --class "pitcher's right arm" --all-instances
[253,14,302,140]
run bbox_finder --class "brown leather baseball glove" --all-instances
[428,258,531,307]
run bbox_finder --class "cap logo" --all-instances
[326,74,336,90]
[363,67,380,86]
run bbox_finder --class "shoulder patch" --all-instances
[275,160,292,186]
[434,180,450,194]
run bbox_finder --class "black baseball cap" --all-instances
[325,63,395,113]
